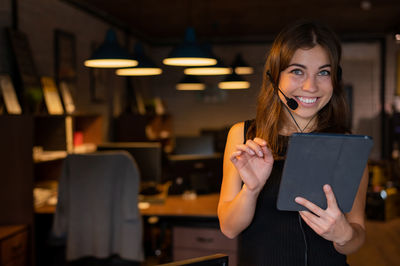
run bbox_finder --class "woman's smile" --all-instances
[296,96,318,105]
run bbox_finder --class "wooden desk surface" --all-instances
[140,193,219,218]
[0,225,27,240]
[35,193,220,218]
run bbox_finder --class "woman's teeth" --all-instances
[297,97,317,104]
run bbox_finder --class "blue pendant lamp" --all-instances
[116,43,163,76]
[163,27,217,66]
[218,72,250,90]
[84,29,138,68]
[232,53,254,75]
[176,74,205,91]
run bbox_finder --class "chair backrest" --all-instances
[157,254,229,266]
[52,151,144,262]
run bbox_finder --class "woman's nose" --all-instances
[301,76,318,92]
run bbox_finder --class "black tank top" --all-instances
[238,120,348,266]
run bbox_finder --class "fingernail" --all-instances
[258,151,263,157]
[248,149,255,155]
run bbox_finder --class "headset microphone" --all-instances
[266,71,298,111]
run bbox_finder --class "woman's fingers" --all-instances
[245,139,265,157]
[230,151,243,163]
[235,143,256,156]
[324,184,339,210]
[295,196,324,217]
[299,211,323,234]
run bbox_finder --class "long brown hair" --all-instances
[247,20,350,157]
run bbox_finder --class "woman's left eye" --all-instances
[318,70,331,76]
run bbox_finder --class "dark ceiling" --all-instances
[66,0,400,44]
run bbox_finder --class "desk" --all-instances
[35,185,219,218]
[0,225,28,266]
[34,193,237,265]
[140,193,219,218]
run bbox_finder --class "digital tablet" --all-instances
[276,133,373,213]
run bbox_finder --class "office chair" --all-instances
[52,151,144,263]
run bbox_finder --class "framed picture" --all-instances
[90,67,107,102]
[397,51,400,96]
[54,29,77,82]
[7,28,43,113]
[59,81,75,114]
[54,29,77,112]
[0,74,22,114]
[89,41,107,102]
[41,76,64,115]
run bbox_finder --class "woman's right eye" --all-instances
[290,69,303,75]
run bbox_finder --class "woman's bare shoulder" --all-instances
[228,122,245,144]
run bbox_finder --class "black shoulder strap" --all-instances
[243,119,254,143]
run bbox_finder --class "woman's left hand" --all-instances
[295,184,354,246]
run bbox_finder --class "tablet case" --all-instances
[277,133,373,213]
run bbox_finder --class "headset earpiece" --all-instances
[337,66,342,82]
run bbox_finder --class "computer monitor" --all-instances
[167,154,223,195]
[173,135,215,155]
[97,142,162,185]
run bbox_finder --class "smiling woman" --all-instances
[278,45,334,131]
[217,20,369,266]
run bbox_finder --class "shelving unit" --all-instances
[0,115,34,266]
[0,113,104,265]
[34,114,103,152]
[33,114,103,182]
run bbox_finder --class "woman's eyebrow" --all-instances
[319,64,331,69]
[287,63,305,68]
[287,63,331,69]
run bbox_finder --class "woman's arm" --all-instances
[217,122,273,239]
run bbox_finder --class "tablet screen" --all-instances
[277,133,373,213]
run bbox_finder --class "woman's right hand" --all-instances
[230,138,274,192]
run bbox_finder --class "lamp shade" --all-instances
[232,54,254,75]
[116,43,162,76]
[218,72,250,90]
[84,29,138,68]
[163,27,217,66]
[176,75,205,91]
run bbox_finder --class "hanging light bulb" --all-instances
[232,53,254,75]
[84,29,137,68]
[176,75,205,91]
[163,27,217,66]
[116,42,162,76]
[218,72,250,90]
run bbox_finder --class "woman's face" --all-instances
[278,44,333,129]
